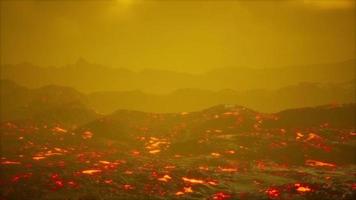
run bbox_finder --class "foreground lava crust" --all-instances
[0,104,355,200]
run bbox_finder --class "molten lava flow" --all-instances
[164,165,176,169]
[145,137,170,154]
[305,133,322,142]
[265,188,280,199]
[82,131,93,139]
[158,175,172,182]
[104,179,113,184]
[182,177,204,184]
[218,166,238,172]
[123,184,134,190]
[11,173,32,183]
[295,183,312,193]
[183,187,193,193]
[149,149,161,154]
[225,150,235,154]
[211,152,221,157]
[296,132,304,140]
[198,166,209,171]
[54,180,64,188]
[99,160,111,164]
[175,191,184,196]
[124,170,133,175]
[208,180,218,185]
[175,186,193,196]
[52,127,68,133]
[81,169,102,175]
[32,156,46,160]
[305,160,336,167]
[131,150,140,156]
[212,192,231,200]
[67,180,78,188]
[1,161,21,165]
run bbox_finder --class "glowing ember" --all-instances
[81,169,102,175]
[67,181,78,188]
[104,179,113,184]
[11,173,32,183]
[123,184,134,190]
[12,176,21,183]
[1,161,21,165]
[149,149,161,154]
[199,166,209,171]
[82,131,93,139]
[175,186,193,196]
[182,177,204,184]
[225,150,235,154]
[45,152,63,156]
[52,127,68,133]
[99,160,111,165]
[145,137,170,154]
[131,150,140,156]
[158,175,172,182]
[218,167,238,172]
[352,183,356,190]
[54,180,64,188]
[295,184,312,193]
[305,160,336,167]
[265,188,280,199]
[296,132,304,140]
[54,147,67,153]
[208,180,218,185]
[164,165,176,169]
[51,173,60,180]
[175,191,184,196]
[211,152,221,157]
[32,156,46,160]
[305,133,322,141]
[124,170,133,175]
[183,187,193,193]
[212,192,231,200]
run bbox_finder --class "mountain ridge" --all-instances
[1,79,354,116]
[1,59,354,93]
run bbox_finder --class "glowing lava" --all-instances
[158,175,172,182]
[295,183,312,193]
[182,177,204,184]
[265,188,280,199]
[212,192,231,200]
[1,161,21,165]
[306,160,336,167]
[81,169,102,175]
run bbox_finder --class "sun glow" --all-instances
[303,0,355,10]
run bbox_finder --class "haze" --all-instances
[1,0,355,73]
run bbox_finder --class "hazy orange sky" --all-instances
[1,0,355,73]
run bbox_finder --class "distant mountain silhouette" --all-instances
[1,59,354,93]
[262,103,355,129]
[89,81,354,113]
[0,80,99,124]
[1,80,354,116]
